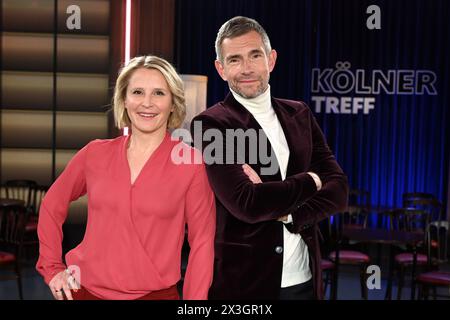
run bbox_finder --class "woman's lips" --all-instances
[137,112,158,118]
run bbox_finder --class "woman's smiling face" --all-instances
[125,68,174,135]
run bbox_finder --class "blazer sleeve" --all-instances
[191,114,319,224]
[36,143,89,284]
[183,161,216,300]
[290,109,349,232]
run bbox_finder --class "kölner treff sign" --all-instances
[311,61,437,114]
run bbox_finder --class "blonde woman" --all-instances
[36,55,216,300]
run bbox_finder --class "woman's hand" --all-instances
[48,269,79,300]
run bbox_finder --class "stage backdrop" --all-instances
[174,0,449,217]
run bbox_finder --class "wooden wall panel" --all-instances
[1,110,108,149]
[2,71,109,111]
[2,0,110,34]
[2,33,109,73]
[1,148,76,186]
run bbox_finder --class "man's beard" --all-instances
[230,78,268,99]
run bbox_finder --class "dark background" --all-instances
[174,0,450,217]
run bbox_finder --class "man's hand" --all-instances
[242,164,289,222]
[242,164,262,184]
[307,172,322,191]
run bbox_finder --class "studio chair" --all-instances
[426,200,448,265]
[417,271,450,300]
[415,226,450,299]
[321,259,336,299]
[0,185,7,198]
[403,193,443,223]
[327,211,371,300]
[24,185,48,232]
[326,190,372,300]
[393,193,439,299]
[0,203,29,299]
[343,189,371,230]
[23,185,49,259]
[412,196,450,300]
[6,180,38,230]
[5,180,37,211]
[5,180,44,261]
[318,219,337,300]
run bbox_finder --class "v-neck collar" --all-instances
[123,131,171,186]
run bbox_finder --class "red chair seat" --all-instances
[25,220,38,232]
[417,271,450,286]
[329,250,370,263]
[0,251,16,264]
[395,253,428,265]
[321,259,335,270]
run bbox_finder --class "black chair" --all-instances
[417,271,450,300]
[0,202,29,299]
[320,258,337,299]
[390,207,431,299]
[5,180,37,212]
[23,185,49,258]
[415,221,450,299]
[343,189,371,229]
[392,193,443,299]
[416,221,450,300]
[32,185,48,216]
[0,185,6,198]
[417,201,450,300]
[318,219,337,300]
[326,190,372,300]
[425,200,448,265]
[6,180,46,260]
[327,211,371,300]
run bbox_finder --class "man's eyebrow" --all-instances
[225,54,242,62]
[249,48,264,55]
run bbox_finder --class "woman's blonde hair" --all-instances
[113,55,186,129]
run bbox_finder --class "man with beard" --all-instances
[191,16,348,300]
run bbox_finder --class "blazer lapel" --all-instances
[222,93,282,181]
[223,93,260,129]
[271,98,299,177]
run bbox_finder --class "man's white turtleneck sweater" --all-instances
[231,86,312,287]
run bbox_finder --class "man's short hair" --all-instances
[215,16,272,63]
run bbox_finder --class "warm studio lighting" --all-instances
[123,0,132,136]
[180,75,208,129]
[124,0,132,65]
